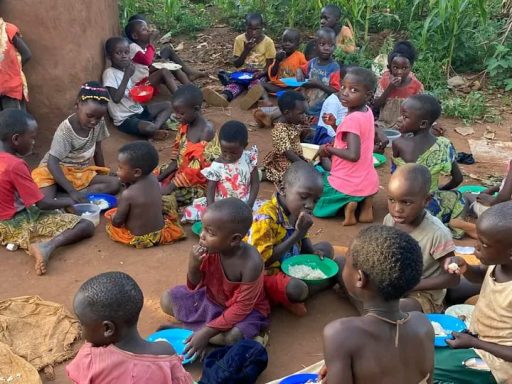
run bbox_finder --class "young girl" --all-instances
[0,110,94,276]
[373,41,424,130]
[183,120,259,222]
[203,13,276,110]
[392,94,465,238]
[31,82,121,202]
[313,67,379,226]
[158,85,220,206]
[67,272,193,383]
[160,199,270,359]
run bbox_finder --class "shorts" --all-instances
[264,272,292,306]
[117,107,152,136]
[406,291,444,314]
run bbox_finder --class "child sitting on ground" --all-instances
[321,225,433,384]
[0,17,31,110]
[384,164,459,313]
[247,162,334,316]
[392,94,465,237]
[105,141,184,248]
[183,120,259,222]
[32,82,121,202]
[450,158,512,239]
[203,13,276,110]
[125,17,190,96]
[67,271,193,384]
[102,37,173,139]
[313,67,378,226]
[437,202,512,384]
[320,4,356,53]
[158,85,220,206]
[373,41,424,130]
[160,198,270,359]
[262,91,307,186]
[0,110,94,275]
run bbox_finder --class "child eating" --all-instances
[247,162,334,316]
[67,271,193,384]
[313,67,378,226]
[32,82,121,202]
[384,164,460,313]
[105,141,184,248]
[0,110,94,275]
[321,225,433,384]
[320,4,356,53]
[160,198,270,360]
[102,37,173,139]
[183,120,259,222]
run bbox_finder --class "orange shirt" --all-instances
[268,50,308,87]
[0,19,27,101]
[336,25,356,54]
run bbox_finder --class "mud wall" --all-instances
[0,0,119,158]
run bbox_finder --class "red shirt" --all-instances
[187,252,270,331]
[0,152,44,220]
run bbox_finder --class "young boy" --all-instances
[102,37,172,139]
[247,162,334,316]
[384,164,460,313]
[437,202,512,384]
[320,4,356,53]
[321,225,434,384]
[105,141,185,248]
[67,271,194,383]
[0,109,94,275]
[160,198,270,359]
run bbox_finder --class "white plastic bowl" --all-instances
[384,129,401,147]
[300,143,320,161]
[73,203,101,227]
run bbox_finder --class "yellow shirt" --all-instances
[336,25,356,54]
[233,34,276,71]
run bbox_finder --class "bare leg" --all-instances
[160,290,175,316]
[40,185,58,199]
[159,46,206,80]
[446,277,482,305]
[400,297,423,312]
[262,82,285,94]
[87,175,121,195]
[172,69,191,86]
[209,327,243,346]
[149,69,178,94]
[146,101,173,129]
[358,196,374,223]
[449,218,478,239]
[343,202,358,226]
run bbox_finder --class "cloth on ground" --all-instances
[31,165,110,191]
[0,343,41,384]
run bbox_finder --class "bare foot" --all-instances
[253,109,272,128]
[189,71,208,81]
[449,218,477,239]
[29,242,52,275]
[343,202,358,226]
[358,197,374,223]
[152,130,172,141]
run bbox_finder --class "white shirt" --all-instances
[318,93,347,137]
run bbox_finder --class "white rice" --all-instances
[431,321,447,336]
[288,265,327,280]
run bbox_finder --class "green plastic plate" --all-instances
[457,185,487,194]
[373,153,386,168]
[281,254,339,285]
[191,222,202,236]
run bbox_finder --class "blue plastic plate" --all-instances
[426,314,466,347]
[275,90,286,98]
[230,71,254,85]
[280,373,319,384]
[147,328,196,364]
[280,77,307,87]
[86,193,117,211]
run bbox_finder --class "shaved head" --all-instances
[478,202,512,246]
[390,164,431,197]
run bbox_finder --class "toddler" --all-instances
[313,67,378,226]
[32,82,120,202]
[183,120,259,221]
[160,198,270,359]
[0,110,94,275]
[384,164,459,313]
[67,272,193,384]
[102,37,173,139]
[320,4,356,53]
[105,141,184,248]
[0,17,31,110]
[321,225,433,384]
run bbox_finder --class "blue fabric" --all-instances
[311,125,335,145]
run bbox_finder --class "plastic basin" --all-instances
[281,254,339,285]
[147,328,196,364]
[73,203,101,227]
[129,85,154,103]
[383,129,401,147]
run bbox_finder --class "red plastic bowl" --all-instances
[129,85,154,103]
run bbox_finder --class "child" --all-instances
[373,41,424,130]
[0,17,31,110]
[313,67,378,226]
[450,159,512,239]
[125,18,190,95]
[392,94,465,237]
[321,225,433,384]
[67,271,193,384]
[384,164,460,313]
[247,162,334,316]
[0,110,94,275]
[183,120,259,222]
[102,37,173,139]
[320,4,356,53]
[262,91,307,186]
[203,13,276,110]
[32,82,121,202]
[158,85,220,206]
[436,202,512,384]
[160,198,270,359]
[105,141,184,248]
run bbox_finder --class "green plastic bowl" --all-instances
[373,153,386,168]
[457,185,487,194]
[191,222,202,236]
[281,254,339,285]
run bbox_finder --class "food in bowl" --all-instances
[300,143,319,161]
[288,265,327,280]
[92,198,109,210]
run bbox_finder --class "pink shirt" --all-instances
[66,343,194,384]
[328,108,379,196]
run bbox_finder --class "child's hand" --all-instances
[244,38,257,52]
[125,63,136,78]
[431,122,445,137]
[184,327,211,361]
[476,193,494,206]
[388,75,402,89]
[443,256,467,275]
[296,69,305,82]
[70,190,87,204]
[302,79,322,89]
[322,113,336,127]
[318,143,332,158]
[190,244,207,264]
[319,364,328,383]
[446,331,478,349]
[295,211,314,236]
[275,51,287,62]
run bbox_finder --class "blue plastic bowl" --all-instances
[279,373,319,384]
[426,314,466,347]
[230,71,254,85]
[275,90,286,98]
[280,77,307,87]
[86,193,117,211]
[147,328,196,364]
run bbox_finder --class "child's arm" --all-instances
[284,150,303,163]
[412,253,460,291]
[12,34,32,65]
[439,161,463,190]
[46,155,86,203]
[269,51,286,77]
[206,180,218,206]
[233,39,257,68]
[93,141,105,167]
[111,192,131,227]
[444,255,488,285]
[447,332,512,362]
[105,64,135,103]
[321,132,360,162]
[247,168,260,208]
[477,159,512,206]
[157,161,177,182]
[302,79,337,94]
[187,244,207,287]
[373,75,401,109]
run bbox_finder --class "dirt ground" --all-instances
[1,25,511,383]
